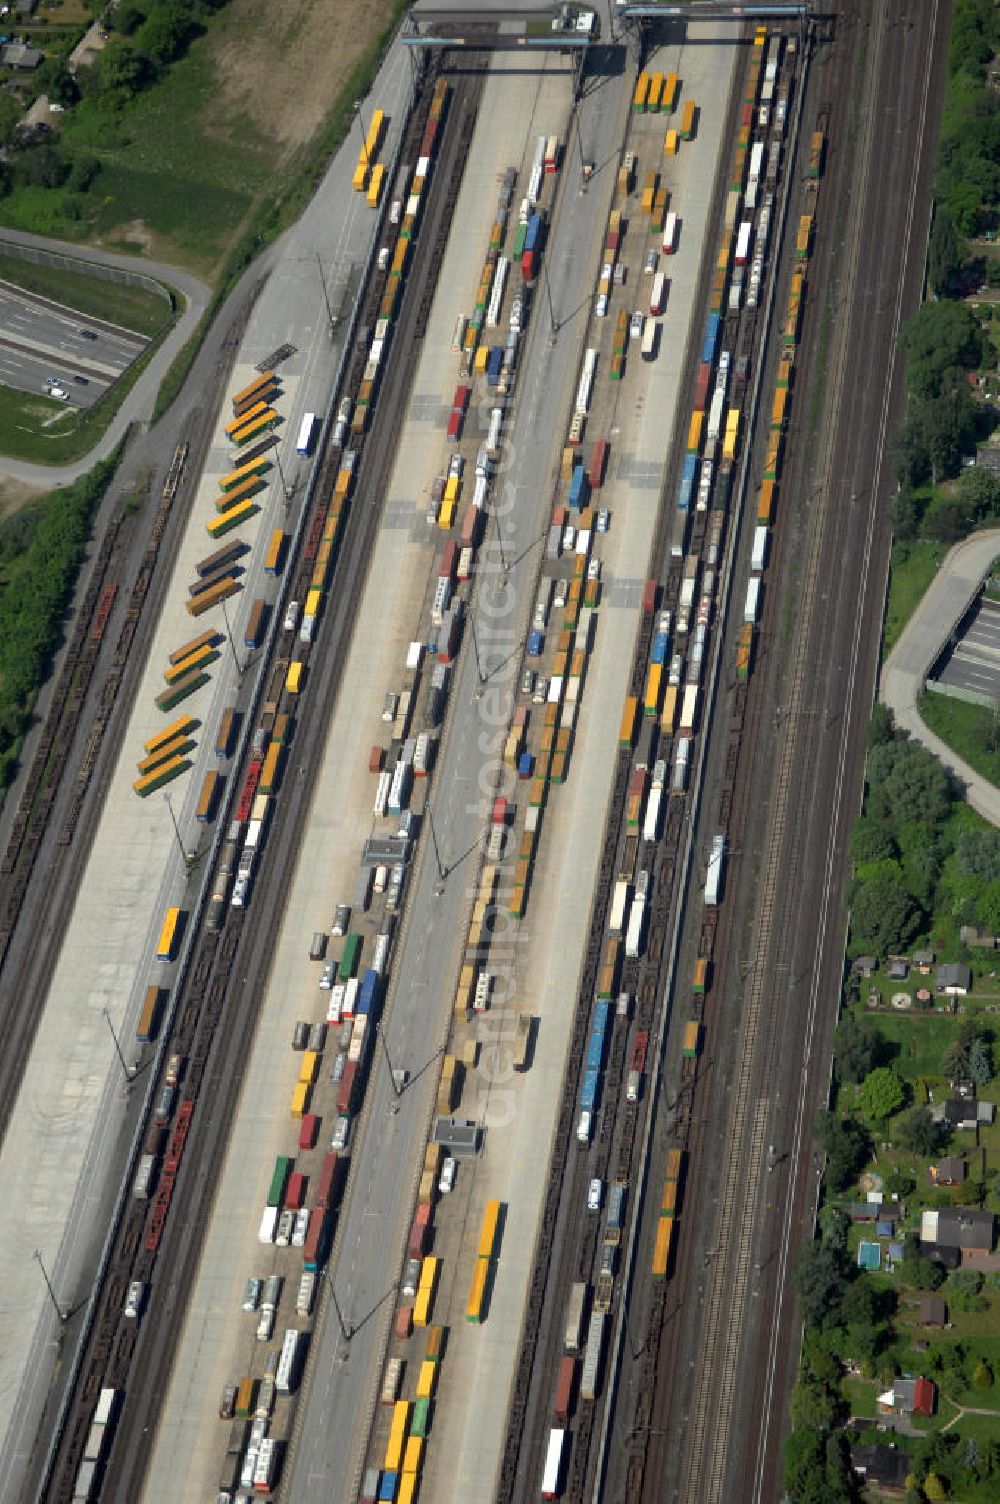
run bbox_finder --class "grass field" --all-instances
[0,0,404,278]
[0,255,173,339]
[919,688,1000,788]
[884,536,947,654]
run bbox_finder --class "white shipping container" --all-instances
[748,141,765,184]
[406,640,424,671]
[751,525,769,574]
[372,933,390,975]
[735,220,752,265]
[625,893,646,960]
[343,976,359,1017]
[610,879,630,934]
[486,256,509,328]
[488,407,504,452]
[258,1206,278,1244]
[473,475,489,509]
[679,683,700,735]
[643,786,663,844]
[707,388,726,443]
[432,576,452,626]
[705,834,726,906]
[542,1429,566,1499]
[661,210,677,253]
[94,1390,118,1428]
[744,576,762,623]
[671,739,690,794]
[373,769,391,818]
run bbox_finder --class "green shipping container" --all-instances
[267,1155,292,1208]
[155,671,209,714]
[411,1396,431,1438]
[339,932,361,982]
[513,223,527,256]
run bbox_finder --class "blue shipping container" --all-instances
[527,630,544,657]
[486,347,503,386]
[677,475,694,512]
[651,631,669,665]
[594,998,611,1037]
[682,454,698,483]
[587,1028,606,1074]
[580,1066,600,1113]
[357,969,380,1017]
[568,468,588,510]
[524,214,542,252]
[379,1472,398,1503]
[518,751,533,779]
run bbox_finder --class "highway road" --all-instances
[282,46,633,1504]
[0,230,211,484]
[0,279,146,408]
[599,3,952,1502]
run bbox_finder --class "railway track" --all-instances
[39,63,487,1504]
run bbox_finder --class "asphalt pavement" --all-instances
[0,279,145,408]
[882,527,1000,826]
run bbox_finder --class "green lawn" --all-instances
[884,537,947,655]
[856,1007,960,1083]
[919,689,1000,789]
[0,254,173,339]
[843,1376,879,1419]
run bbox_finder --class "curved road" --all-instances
[0,227,212,485]
[881,528,1000,826]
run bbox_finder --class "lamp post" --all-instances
[34,1250,68,1324]
[102,1007,135,1083]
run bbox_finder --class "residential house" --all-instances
[936,962,972,995]
[918,1296,947,1327]
[928,1155,966,1187]
[852,955,878,978]
[920,1208,995,1257]
[931,1099,994,1131]
[851,1442,912,1494]
[0,42,43,69]
[888,957,909,981]
[912,948,935,972]
[877,1377,936,1418]
[960,924,996,948]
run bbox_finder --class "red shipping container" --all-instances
[460,503,480,549]
[395,1305,413,1341]
[554,1355,577,1425]
[337,1058,359,1117]
[454,383,470,410]
[407,1202,432,1257]
[439,541,458,580]
[605,230,620,254]
[628,767,648,798]
[285,1171,305,1211]
[521,249,536,282]
[589,439,608,489]
[315,1151,339,1209]
[369,745,384,773]
[642,580,657,614]
[302,1207,328,1270]
[421,120,437,157]
[693,362,712,413]
[298,1113,319,1151]
[513,704,527,728]
[446,409,462,441]
[491,796,508,826]
[740,102,753,129]
[552,504,567,527]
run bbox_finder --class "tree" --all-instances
[784,1428,826,1502]
[899,301,986,399]
[892,485,925,539]
[958,464,1000,522]
[34,56,79,109]
[136,7,202,71]
[851,878,923,956]
[866,703,896,750]
[944,1038,971,1080]
[834,1017,881,1084]
[972,1360,993,1390]
[900,1236,945,1291]
[886,1170,915,1198]
[923,1474,947,1501]
[897,1106,946,1156]
[967,1036,993,1085]
[955,828,1000,881]
[0,92,20,151]
[814,1112,870,1193]
[850,820,899,865]
[96,37,150,109]
[867,738,955,826]
[796,1239,848,1328]
[929,206,966,296]
[838,1277,878,1328]
[790,1376,841,1432]
[860,1066,905,1122]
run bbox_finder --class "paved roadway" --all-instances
[280,46,637,1504]
[0,279,146,408]
[610,3,953,1501]
[0,230,211,484]
[882,527,1000,827]
[0,42,414,1504]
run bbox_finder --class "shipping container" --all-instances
[565,1281,587,1351]
[136,985,164,1043]
[155,907,185,963]
[542,1429,566,1499]
[195,769,222,823]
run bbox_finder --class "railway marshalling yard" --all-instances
[0,3,950,1504]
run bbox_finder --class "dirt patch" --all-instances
[0,478,45,522]
[206,0,400,151]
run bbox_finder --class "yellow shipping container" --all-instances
[466,1257,488,1321]
[644,662,663,717]
[299,1050,318,1085]
[384,1428,404,1473]
[661,683,679,735]
[438,494,456,531]
[367,163,385,208]
[664,72,678,112]
[398,1477,417,1504]
[478,1199,501,1260]
[403,1436,424,1475]
[413,1285,432,1328]
[352,157,368,193]
[652,1215,674,1277]
[416,1358,437,1400]
[391,1400,410,1437]
[285,660,303,695]
[475,344,489,373]
[419,1255,439,1292]
[290,1082,309,1118]
[664,129,679,157]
